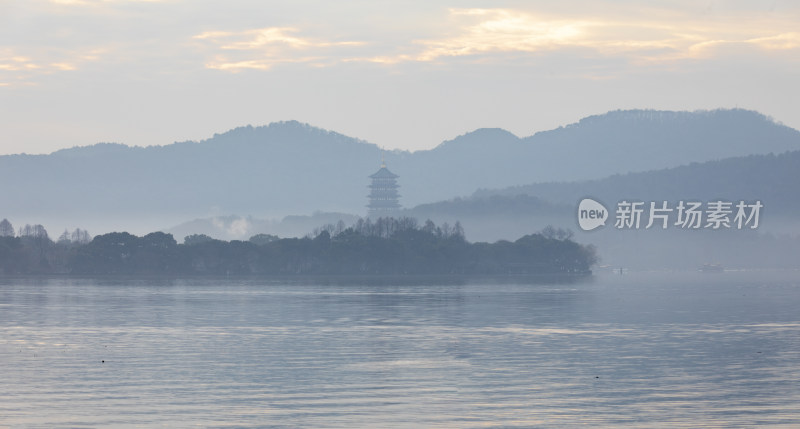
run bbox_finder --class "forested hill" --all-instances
[474,149,800,217]
[1,109,798,232]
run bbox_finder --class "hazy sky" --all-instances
[2,0,799,154]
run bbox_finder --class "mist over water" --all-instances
[2,271,799,427]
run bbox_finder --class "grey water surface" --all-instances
[2,271,799,428]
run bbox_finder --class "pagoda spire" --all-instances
[367,157,401,217]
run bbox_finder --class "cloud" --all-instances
[747,32,800,51]
[194,27,364,71]
[0,53,60,82]
[7,3,800,82]
[356,8,800,67]
[0,48,103,86]
[415,9,589,60]
[48,0,167,4]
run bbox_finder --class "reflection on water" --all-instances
[1,271,799,427]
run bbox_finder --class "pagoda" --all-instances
[367,158,401,216]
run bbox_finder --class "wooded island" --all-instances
[0,217,597,276]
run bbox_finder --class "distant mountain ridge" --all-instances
[383,109,800,208]
[2,109,798,233]
[475,149,800,217]
[167,148,800,242]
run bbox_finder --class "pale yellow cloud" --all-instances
[0,48,96,86]
[0,56,43,72]
[194,27,364,72]
[49,0,166,4]
[17,5,795,79]
[195,28,363,51]
[747,32,800,50]
[50,62,78,71]
[204,57,325,72]
[359,8,800,66]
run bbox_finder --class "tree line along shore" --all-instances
[0,217,597,276]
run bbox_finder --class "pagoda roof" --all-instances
[369,166,399,179]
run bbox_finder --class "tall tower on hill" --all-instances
[367,157,401,217]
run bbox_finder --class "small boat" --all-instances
[699,263,724,272]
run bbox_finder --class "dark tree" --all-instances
[71,228,91,244]
[58,229,71,244]
[0,219,14,237]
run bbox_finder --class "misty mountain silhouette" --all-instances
[1,109,797,231]
[474,149,800,218]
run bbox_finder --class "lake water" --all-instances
[2,271,799,428]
